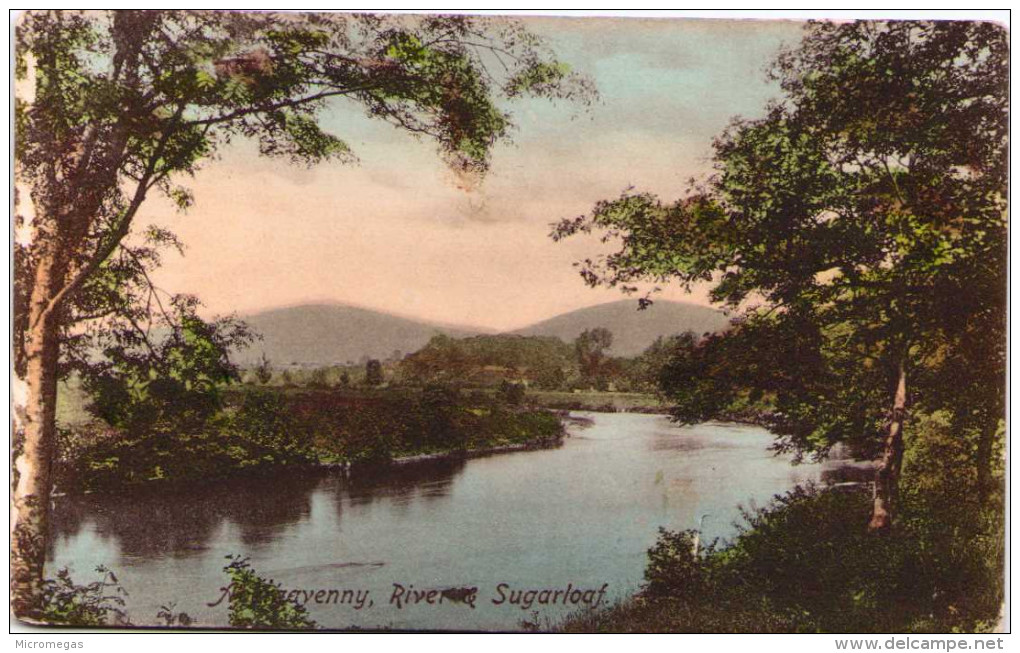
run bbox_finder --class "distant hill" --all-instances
[510,299,730,357]
[236,304,486,367]
[236,299,731,368]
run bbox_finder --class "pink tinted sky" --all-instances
[146,15,804,331]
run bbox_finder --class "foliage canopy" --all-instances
[553,20,1007,465]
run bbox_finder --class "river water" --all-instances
[47,412,865,631]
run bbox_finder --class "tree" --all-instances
[553,20,1006,531]
[574,327,613,388]
[80,297,252,433]
[13,9,593,616]
[499,379,526,405]
[254,352,273,385]
[364,358,384,386]
[308,366,330,388]
[630,334,691,392]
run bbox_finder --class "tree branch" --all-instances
[32,104,187,330]
[183,84,377,128]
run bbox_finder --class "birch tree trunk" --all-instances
[12,248,66,619]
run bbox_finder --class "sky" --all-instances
[146,14,806,331]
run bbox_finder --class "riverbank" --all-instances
[54,385,566,495]
[557,464,1004,634]
[325,430,565,470]
[53,431,567,499]
[526,390,666,414]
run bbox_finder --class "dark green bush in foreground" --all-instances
[564,485,1001,633]
[564,470,1002,633]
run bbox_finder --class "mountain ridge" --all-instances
[510,299,730,357]
[236,299,730,366]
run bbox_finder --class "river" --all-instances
[47,412,867,631]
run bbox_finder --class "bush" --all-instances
[898,411,1005,628]
[364,359,384,386]
[499,380,527,405]
[721,485,925,632]
[416,383,468,448]
[41,566,129,626]
[307,368,330,388]
[482,408,563,446]
[223,556,316,629]
[227,389,310,461]
[56,389,315,492]
[643,529,707,600]
[563,457,1003,634]
[254,353,274,385]
[338,405,400,463]
[78,307,249,434]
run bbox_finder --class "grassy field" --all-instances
[526,389,665,413]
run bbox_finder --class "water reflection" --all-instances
[47,413,872,631]
[50,458,468,560]
[345,458,465,503]
[649,434,710,453]
[50,474,320,559]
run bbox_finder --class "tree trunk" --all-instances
[868,358,907,532]
[11,251,65,620]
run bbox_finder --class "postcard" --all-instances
[11,10,1007,634]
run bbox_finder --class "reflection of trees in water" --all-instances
[49,461,468,561]
[648,434,709,453]
[49,473,323,559]
[344,458,465,508]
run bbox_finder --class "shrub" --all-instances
[722,485,923,632]
[41,566,129,626]
[499,380,527,405]
[254,353,274,385]
[898,411,1005,627]
[79,307,249,434]
[643,528,707,600]
[308,367,330,388]
[364,359,384,386]
[222,556,316,629]
[339,405,400,463]
[228,389,310,461]
[415,383,468,449]
[56,389,315,492]
[564,471,1003,633]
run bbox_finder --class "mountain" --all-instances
[510,299,731,357]
[236,303,486,367]
[237,299,730,367]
